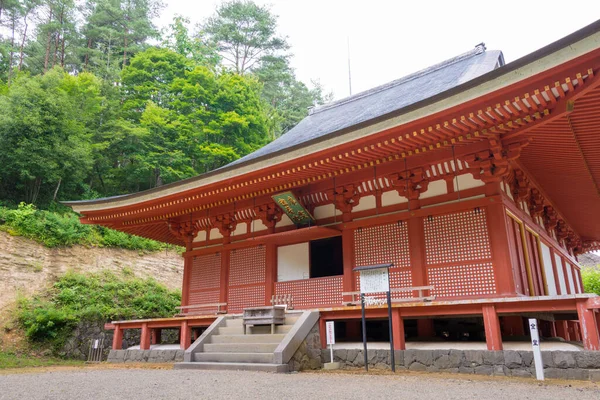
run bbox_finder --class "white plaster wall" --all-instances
[454,174,484,191]
[277,214,295,228]
[313,204,340,220]
[566,262,576,294]
[232,223,247,237]
[277,243,309,282]
[352,195,376,212]
[381,190,407,207]
[251,219,268,232]
[555,253,567,294]
[193,230,207,243]
[540,243,557,296]
[209,227,223,240]
[420,180,447,199]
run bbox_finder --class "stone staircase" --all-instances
[175,311,317,373]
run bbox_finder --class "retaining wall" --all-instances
[107,349,184,363]
[330,349,600,381]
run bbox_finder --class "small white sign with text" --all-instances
[359,268,390,294]
[528,318,544,380]
[326,321,335,345]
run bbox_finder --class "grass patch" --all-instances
[0,350,84,369]
[0,203,182,252]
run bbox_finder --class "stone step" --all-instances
[224,316,299,327]
[204,343,279,353]
[174,362,288,373]
[217,324,292,335]
[210,334,286,344]
[193,352,274,364]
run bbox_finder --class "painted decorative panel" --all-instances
[427,263,496,297]
[275,276,343,308]
[424,209,491,265]
[229,246,266,286]
[354,222,410,268]
[190,252,221,291]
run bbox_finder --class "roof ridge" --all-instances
[311,45,486,115]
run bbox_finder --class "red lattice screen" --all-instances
[228,246,266,313]
[188,252,221,305]
[354,222,413,298]
[424,209,496,298]
[275,276,343,309]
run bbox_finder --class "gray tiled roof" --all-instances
[229,46,504,166]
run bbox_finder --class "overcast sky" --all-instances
[158,1,599,100]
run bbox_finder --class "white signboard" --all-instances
[359,268,390,294]
[326,321,336,345]
[93,339,99,349]
[528,318,544,381]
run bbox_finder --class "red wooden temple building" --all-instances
[66,21,600,361]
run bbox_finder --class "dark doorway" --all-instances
[310,236,343,278]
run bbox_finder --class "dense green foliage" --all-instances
[16,270,181,349]
[582,268,600,295]
[0,203,172,250]
[0,0,331,208]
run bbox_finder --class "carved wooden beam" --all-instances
[254,202,283,233]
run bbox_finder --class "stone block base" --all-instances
[107,349,184,363]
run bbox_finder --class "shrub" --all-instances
[17,270,181,352]
[582,267,600,295]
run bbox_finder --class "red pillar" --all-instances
[342,227,356,302]
[140,323,151,350]
[392,309,406,350]
[576,300,600,350]
[483,305,503,350]
[319,317,327,349]
[112,325,123,350]
[486,202,516,296]
[408,217,427,288]
[417,319,435,338]
[151,329,161,345]
[180,320,191,350]
[264,244,277,305]
[555,320,570,341]
[219,250,230,305]
[502,316,524,336]
[181,239,193,307]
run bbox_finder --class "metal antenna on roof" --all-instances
[347,36,352,96]
[452,145,461,202]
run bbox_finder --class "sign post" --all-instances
[528,318,544,381]
[326,321,335,363]
[354,263,395,372]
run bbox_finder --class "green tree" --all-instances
[203,0,288,75]
[163,16,220,69]
[0,68,103,204]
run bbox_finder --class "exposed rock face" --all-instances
[578,252,600,267]
[0,231,183,311]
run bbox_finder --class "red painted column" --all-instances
[264,244,277,305]
[181,238,194,307]
[112,325,123,350]
[140,323,151,350]
[180,320,191,350]
[486,202,516,296]
[482,305,503,350]
[151,329,161,345]
[342,226,356,301]
[319,317,327,349]
[408,217,427,288]
[576,300,600,350]
[219,250,231,305]
[502,316,524,336]
[555,321,570,341]
[392,309,406,350]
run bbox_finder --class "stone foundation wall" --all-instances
[331,349,600,381]
[287,322,323,371]
[107,349,184,363]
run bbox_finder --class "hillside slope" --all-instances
[0,232,183,311]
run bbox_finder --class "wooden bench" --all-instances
[342,286,435,306]
[174,302,227,317]
[242,306,286,334]
[270,294,293,310]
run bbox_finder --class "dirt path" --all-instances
[0,365,598,400]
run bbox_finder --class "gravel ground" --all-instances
[0,367,599,400]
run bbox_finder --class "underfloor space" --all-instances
[332,341,584,351]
